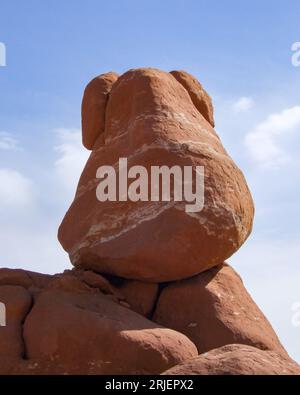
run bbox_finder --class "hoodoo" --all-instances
[58,68,255,282]
[0,68,299,376]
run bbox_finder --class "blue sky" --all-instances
[0,0,300,362]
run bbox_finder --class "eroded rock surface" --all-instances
[162,344,300,375]
[0,269,197,375]
[0,68,297,376]
[153,263,287,355]
[58,67,254,282]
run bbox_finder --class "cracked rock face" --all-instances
[58,67,254,282]
[0,268,197,375]
[0,267,299,375]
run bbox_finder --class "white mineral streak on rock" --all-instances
[104,130,127,144]
[71,198,242,265]
[75,147,244,248]
[70,201,176,259]
[175,197,243,242]
[92,201,176,244]
[58,69,255,283]
[76,138,232,199]
[170,112,219,140]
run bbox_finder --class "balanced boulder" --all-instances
[1,67,297,376]
[58,68,254,282]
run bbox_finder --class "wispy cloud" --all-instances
[233,96,254,112]
[245,106,300,168]
[0,132,20,151]
[0,168,35,207]
[54,128,89,198]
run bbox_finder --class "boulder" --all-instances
[23,289,197,374]
[162,344,300,375]
[153,263,287,355]
[58,68,254,282]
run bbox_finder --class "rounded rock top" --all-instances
[58,67,254,282]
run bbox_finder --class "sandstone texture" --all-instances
[0,68,297,375]
[0,269,197,375]
[162,344,300,375]
[0,266,299,375]
[24,290,197,375]
[170,70,215,127]
[58,67,254,282]
[82,72,119,150]
[153,263,287,355]
[115,280,159,317]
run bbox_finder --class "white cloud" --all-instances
[0,224,71,275]
[54,128,89,198]
[0,168,35,208]
[0,132,20,150]
[245,106,300,168]
[230,237,300,363]
[233,96,254,112]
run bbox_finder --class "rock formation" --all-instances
[0,68,298,375]
[58,68,254,282]
[162,345,300,375]
[153,263,287,355]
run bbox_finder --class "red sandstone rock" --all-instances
[0,357,70,375]
[170,70,215,127]
[0,67,297,376]
[23,289,197,375]
[116,280,159,317]
[58,68,254,282]
[153,263,287,355]
[0,267,298,375]
[0,286,32,358]
[0,269,32,288]
[79,270,120,296]
[162,344,300,375]
[82,72,119,150]
[45,273,94,294]
[0,268,51,289]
